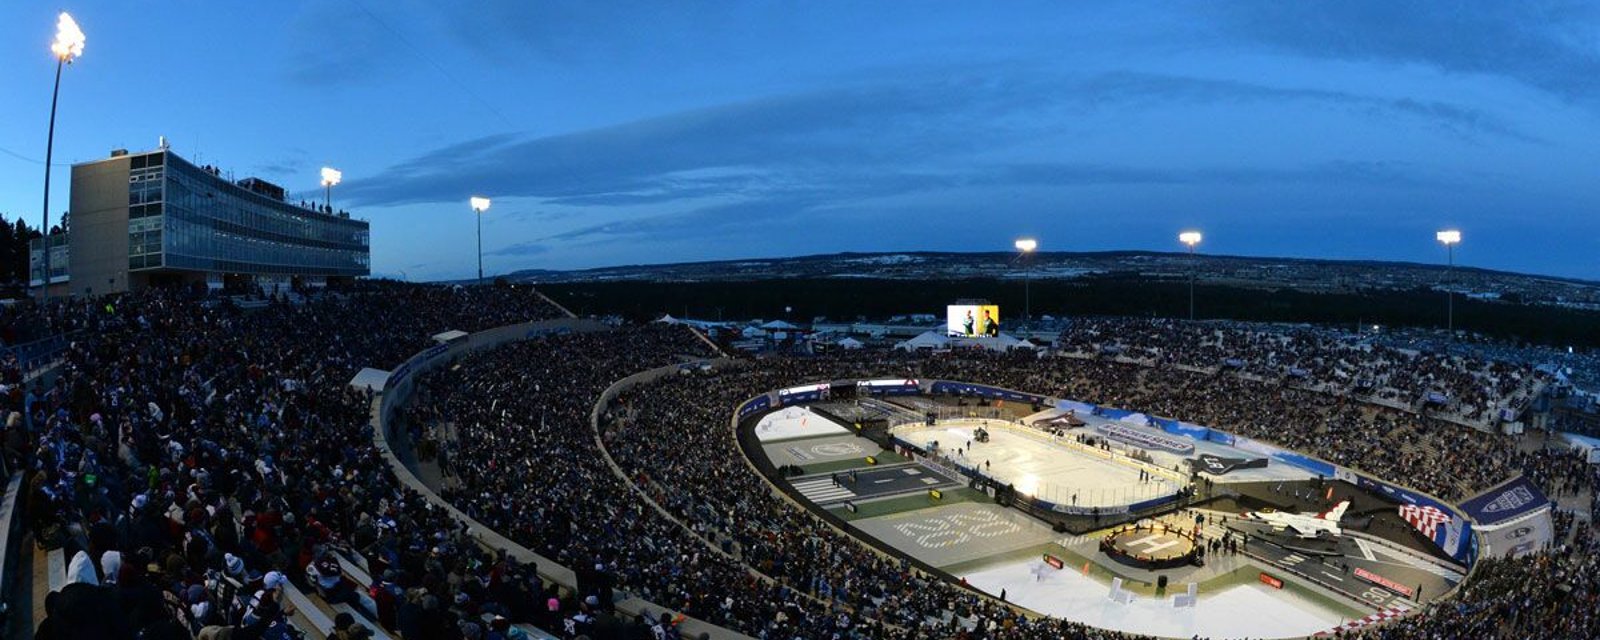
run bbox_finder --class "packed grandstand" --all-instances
[9,282,1599,639]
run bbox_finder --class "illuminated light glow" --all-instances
[1014,473,1040,497]
[52,12,85,61]
[1436,229,1461,245]
[320,167,342,187]
[1014,238,1038,252]
[470,196,491,213]
[1179,231,1203,246]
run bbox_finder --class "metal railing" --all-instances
[5,330,78,377]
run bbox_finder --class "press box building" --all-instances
[32,147,370,295]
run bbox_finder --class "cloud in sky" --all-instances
[343,68,1529,211]
[5,2,1599,282]
[1210,1,1600,103]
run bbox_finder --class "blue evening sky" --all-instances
[2,2,1598,281]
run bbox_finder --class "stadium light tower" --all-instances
[40,12,85,304]
[1179,231,1202,320]
[320,167,341,212]
[471,196,491,285]
[1014,238,1038,332]
[1436,229,1461,335]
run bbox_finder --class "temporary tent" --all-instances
[896,331,951,351]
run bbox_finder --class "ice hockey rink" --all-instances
[895,421,1178,507]
[754,406,851,442]
[1035,409,1321,484]
[964,558,1348,639]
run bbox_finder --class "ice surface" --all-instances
[755,406,850,442]
[963,558,1346,639]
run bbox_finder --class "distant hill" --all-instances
[498,251,1600,311]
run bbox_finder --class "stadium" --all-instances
[7,5,1600,640]
[11,280,1589,640]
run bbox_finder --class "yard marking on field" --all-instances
[1321,570,1345,582]
[791,478,856,503]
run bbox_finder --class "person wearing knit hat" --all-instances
[223,553,245,578]
[99,550,122,586]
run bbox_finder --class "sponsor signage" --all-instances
[857,379,921,396]
[1193,454,1268,476]
[1043,554,1064,570]
[738,395,772,420]
[778,383,831,397]
[777,382,831,405]
[929,381,1047,404]
[1354,568,1414,597]
[1459,476,1549,525]
[1258,573,1284,589]
[1041,413,1086,427]
[859,379,919,388]
[1096,423,1195,454]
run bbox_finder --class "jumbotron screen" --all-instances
[947,304,1001,338]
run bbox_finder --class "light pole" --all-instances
[1179,231,1202,320]
[1436,229,1461,334]
[1014,238,1037,332]
[40,12,85,303]
[320,167,341,212]
[470,196,491,285]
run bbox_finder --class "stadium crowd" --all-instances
[15,283,590,639]
[1055,317,1546,424]
[8,284,1599,640]
[401,324,1592,638]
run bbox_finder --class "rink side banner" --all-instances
[930,381,1046,405]
[1355,475,1474,564]
[1206,431,1237,446]
[777,383,831,405]
[857,379,921,396]
[1096,423,1195,454]
[1231,436,1337,477]
[1097,408,1138,421]
[738,395,772,420]
[1151,417,1213,441]
[1056,400,1097,415]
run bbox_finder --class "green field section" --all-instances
[828,487,991,521]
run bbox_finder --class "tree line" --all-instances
[541,274,1600,350]
[0,212,44,289]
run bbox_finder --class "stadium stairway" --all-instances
[282,580,337,639]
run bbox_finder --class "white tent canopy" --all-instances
[896,330,951,351]
[349,367,391,393]
[431,330,469,344]
[760,319,801,330]
[837,336,865,350]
